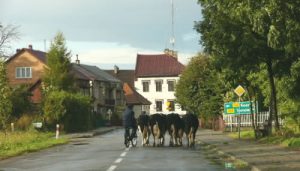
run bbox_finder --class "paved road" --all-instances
[0,129,224,171]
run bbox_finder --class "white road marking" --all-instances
[107,148,129,171]
[114,158,123,163]
[120,152,127,157]
[106,165,117,171]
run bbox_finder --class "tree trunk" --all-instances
[245,86,258,136]
[266,60,280,132]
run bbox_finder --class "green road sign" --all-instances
[224,101,256,115]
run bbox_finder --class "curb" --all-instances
[92,127,121,137]
[67,127,121,139]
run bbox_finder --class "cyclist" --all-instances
[122,104,137,146]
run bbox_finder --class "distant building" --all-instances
[5,45,47,103]
[106,66,151,117]
[5,45,124,115]
[134,50,186,115]
[72,62,124,115]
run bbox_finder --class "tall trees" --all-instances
[0,23,19,131]
[175,53,224,125]
[0,23,19,57]
[43,32,74,92]
[42,32,92,132]
[0,59,12,131]
[195,0,300,132]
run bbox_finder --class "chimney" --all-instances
[114,65,119,74]
[28,44,33,50]
[75,54,80,64]
[164,48,178,60]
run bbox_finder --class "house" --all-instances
[6,45,124,116]
[72,60,124,115]
[134,50,186,115]
[106,66,151,117]
[5,45,46,103]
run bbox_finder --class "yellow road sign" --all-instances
[234,85,245,97]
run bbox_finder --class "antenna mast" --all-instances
[170,0,175,50]
[44,39,47,52]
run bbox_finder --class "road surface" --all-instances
[0,129,224,171]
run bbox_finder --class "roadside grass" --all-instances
[0,130,68,159]
[228,130,255,140]
[228,130,300,148]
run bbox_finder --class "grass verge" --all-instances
[228,130,255,139]
[0,130,68,160]
[228,130,300,148]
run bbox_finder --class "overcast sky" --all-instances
[0,0,202,69]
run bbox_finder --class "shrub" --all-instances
[10,85,33,119]
[15,114,34,130]
[43,90,92,132]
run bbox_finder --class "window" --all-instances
[142,81,150,92]
[155,80,163,92]
[167,80,175,92]
[167,100,175,111]
[142,105,150,112]
[16,67,32,78]
[155,100,163,112]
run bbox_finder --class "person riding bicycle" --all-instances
[122,104,137,145]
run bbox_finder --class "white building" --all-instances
[134,52,186,115]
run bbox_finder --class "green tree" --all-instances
[175,54,224,127]
[43,90,92,132]
[43,32,74,92]
[10,85,33,118]
[195,0,300,131]
[0,59,12,131]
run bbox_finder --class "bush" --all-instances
[43,91,92,132]
[15,114,34,130]
[111,105,125,126]
[11,85,33,118]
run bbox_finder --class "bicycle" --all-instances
[124,127,137,148]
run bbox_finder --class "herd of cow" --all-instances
[137,113,199,147]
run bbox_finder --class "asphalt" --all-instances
[196,129,300,171]
[9,126,300,170]
[65,126,122,139]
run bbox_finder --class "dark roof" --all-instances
[135,54,184,77]
[123,83,151,105]
[72,63,121,83]
[105,69,150,105]
[71,64,95,80]
[6,48,47,64]
[105,70,135,87]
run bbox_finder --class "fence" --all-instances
[223,111,284,129]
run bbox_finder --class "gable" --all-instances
[6,50,47,86]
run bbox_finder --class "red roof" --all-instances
[135,54,184,77]
[123,83,151,105]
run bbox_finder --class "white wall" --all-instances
[135,76,186,115]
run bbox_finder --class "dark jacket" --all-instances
[123,107,136,128]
